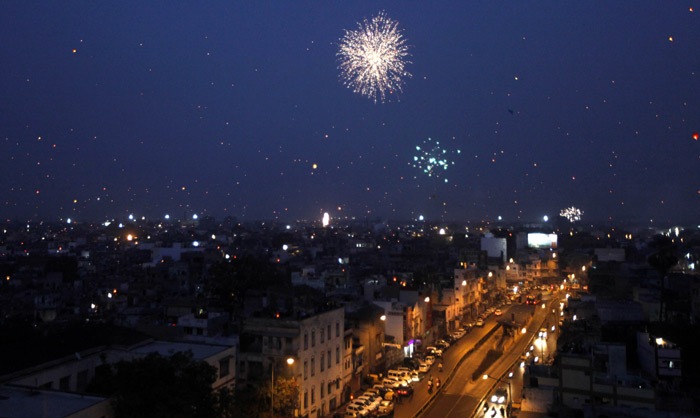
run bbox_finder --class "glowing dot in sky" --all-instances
[692,132,699,141]
[411,137,461,182]
[560,206,583,222]
[337,11,411,103]
[312,163,318,169]
[322,212,330,227]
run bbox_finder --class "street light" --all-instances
[483,374,512,417]
[271,357,295,418]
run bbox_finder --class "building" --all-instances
[241,306,345,418]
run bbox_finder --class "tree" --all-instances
[107,351,217,418]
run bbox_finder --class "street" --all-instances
[388,291,562,418]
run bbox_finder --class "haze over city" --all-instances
[2,2,699,225]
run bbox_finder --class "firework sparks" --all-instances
[411,137,460,183]
[337,11,411,103]
[560,206,583,222]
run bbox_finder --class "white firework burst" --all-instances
[560,206,583,223]
[337,11,411,103]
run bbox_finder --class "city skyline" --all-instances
[2,2,699,225]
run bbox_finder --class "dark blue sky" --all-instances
[2,2,699,225]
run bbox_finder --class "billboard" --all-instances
[527,233,557,249]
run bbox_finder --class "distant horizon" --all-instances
[1,211,695,232]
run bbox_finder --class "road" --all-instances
[391,291,562,418]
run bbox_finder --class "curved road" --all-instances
[391,291,561,418]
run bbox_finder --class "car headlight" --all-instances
[491,395,498,402]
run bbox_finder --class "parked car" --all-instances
[387,369,412,386]
[494,308,502,316]
[418,361,430,374]
[424,355,436,365]
[356,395,380,412]
[370,385,395,401]
[381,378,402,389]
[436,339,450,348]
[345,403,370,417]
[377,400,395,417]
[351,398,376,414]
[475,318,484,327]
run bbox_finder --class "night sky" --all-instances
[2,2,699,225]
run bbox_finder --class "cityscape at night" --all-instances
[1,2,700,418]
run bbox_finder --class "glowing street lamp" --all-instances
[271,357,295,417]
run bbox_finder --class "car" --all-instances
[356,395,380,412]
[490,386,509,405]
[424,355,436,366]
[494,308,502,316]
[395,381,414,397]
[436,339,450,348]
[538,327,548,339]
[351,398,376,413]
[381,378,402,389]
[387,369,413,386]
[398,367,420,382]
[418,361,430,374]
[475,318,484,327]
[345,403,370,417]
[377,400,395,417]
[370,385,395,401]
[452,329,466,339]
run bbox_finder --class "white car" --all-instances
[418,362,430,373]
[345,403,370,416]
[381,378,401,389]
[377,400,395,417]
[351,398,376,413]
[475,318,485,327]
[356,395,380,412]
